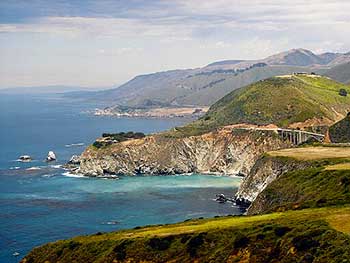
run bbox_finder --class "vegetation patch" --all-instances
[92,131,145,148]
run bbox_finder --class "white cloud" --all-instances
[1,0,349,87]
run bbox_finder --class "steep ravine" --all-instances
[77,128,290,177]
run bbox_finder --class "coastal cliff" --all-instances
[235,156,312,203]
[77,127,289,176]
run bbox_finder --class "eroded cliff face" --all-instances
[77,127,289,177]
[235,156,313,214]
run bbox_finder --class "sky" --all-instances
[0,0,349,88]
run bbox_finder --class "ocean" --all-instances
[0,94,243,263]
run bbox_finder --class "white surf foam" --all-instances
[42,174,55,178]
[62,171,87,178]
[65,143,84,147]
[26,166,41,171]
[50,164,62,169]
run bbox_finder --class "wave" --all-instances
[9,166,20,170]
[65,143,84,147]
[102,220,120,225]
[42,174,55,178]
[50,164,62,169]
[26,166,41,171]
[62,171,87,178]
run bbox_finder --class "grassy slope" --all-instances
[329,114,350,143]
[168,75,350,137]
[21,207,350,263]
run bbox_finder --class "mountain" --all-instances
[329,112,350,143]
[66,49,350,108]
[174,74,350,136]
[324,62,350,84]
[71,64,316,107]
[261,48,325,66]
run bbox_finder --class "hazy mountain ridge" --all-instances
[324,62,350,84]
[65,48,350,108]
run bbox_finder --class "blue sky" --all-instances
[0,0,349,88]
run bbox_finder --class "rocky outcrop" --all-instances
[234,155,313,214]
[76,127,290,177]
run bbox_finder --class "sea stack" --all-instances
[19,155,32,162]
[46,151,56,162]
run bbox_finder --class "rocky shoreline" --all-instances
[65,127,294,212]
[72,127,290,177]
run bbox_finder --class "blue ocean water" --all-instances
[0,94,242,262]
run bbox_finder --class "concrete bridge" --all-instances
[276,128,325,145]
[234,127,325,145]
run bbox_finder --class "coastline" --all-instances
[92,106,209,119]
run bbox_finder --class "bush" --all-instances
[187,233,205,257]
[148,236,174,250]
[233,233,249,248]
[339,89,348,97]
[102,131,145,141]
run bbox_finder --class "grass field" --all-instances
[267,146,350,160]
[325,163,350,170]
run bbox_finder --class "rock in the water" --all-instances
[46,151,56,162]
[19,155,32,162]
[68,155,80,165]
[63,155,81,170]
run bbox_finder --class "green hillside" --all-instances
[22,206,350,263]
[329,113,350,143]
[170,74,350,137]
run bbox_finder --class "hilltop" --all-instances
[172,74,350,137]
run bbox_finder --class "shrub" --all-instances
[274,226,291,237]
[187,233,205,257]
[148,236,174,250]
[339,89,348,97]
[233,233,249,248]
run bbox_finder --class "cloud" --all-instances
[1,0,349,39]
[1,0,349,87]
